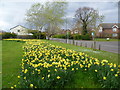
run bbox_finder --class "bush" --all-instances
[32,32,46,39]
[53,34,73,39]
[73,34,81,40]
[2,32,17,39]
[53,34,66,39]
[81,34,92,40]
[53,34,92,40]
[17,35,33,39]
[40,33,46,39]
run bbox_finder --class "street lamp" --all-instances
[72,17,75,45]
[65,17,69,43]
[91,29,96,50]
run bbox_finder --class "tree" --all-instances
[44,2,68,40]
[75,7,104,35]
[25,3,46,39]
[25,1,67,40]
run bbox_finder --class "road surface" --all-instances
[50,38,120,54]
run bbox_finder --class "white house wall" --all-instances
[10,26,28,35]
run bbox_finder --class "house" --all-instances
[71,27,82,34]
[10,25,32,35]
[97,23,120,38]
[58,29,71,34]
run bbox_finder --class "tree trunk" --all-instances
[48,35,50,40]
[82,22,87,35]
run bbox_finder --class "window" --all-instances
[112,33,117,37]
[99,27,102,32]
[74,31,78,34]
[113,28,117,32]
[18,30,20,32]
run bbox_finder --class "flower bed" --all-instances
[6,39,120,88]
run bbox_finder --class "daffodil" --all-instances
[48,74,50,78]
[95,70,98,72]
[30,84,34,88]
[103,77,106,80]
[42,77,44,80]
[115,74,118,77]
[110,69,114,71]
[14,85,16,87]
[11,87,14,89]
[17,76,20,78]
[57,76,61,79]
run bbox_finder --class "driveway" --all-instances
[50,38,119,54]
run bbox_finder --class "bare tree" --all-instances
[75,7,104,35]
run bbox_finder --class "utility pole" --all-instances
[66,17,68,43]
[72,17,75,45]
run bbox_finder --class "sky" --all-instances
[0,0,119,32]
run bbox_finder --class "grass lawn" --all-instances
[0,40,2,89]
[44,40,119,64]
[2,40,23,88]
[94,38,120,41]
[2,39,119,88]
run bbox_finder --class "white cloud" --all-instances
[0,1,119,31]
[1,0,119,2]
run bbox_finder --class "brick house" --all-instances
[58,29,71,34]
[97,23,120,38]
[71,27,82,34]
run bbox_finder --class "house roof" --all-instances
[10,25,28,30]
[99,23,120,28]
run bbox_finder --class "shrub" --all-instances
[17,35,33,39]
[2,32,17,39]
[53,34,66,39]
[40,33,46,39]
[53,34,73,39]
[81,34,92,40]
[73,34,81,40]
[32,32,46,39]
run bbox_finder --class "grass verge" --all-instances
[2,41,23,88]
[2,39,119,88]
[44,40,119,64]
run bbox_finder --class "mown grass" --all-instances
[43,39,119,88]
[2,39,119,88]
[94,38,120,41]
[0,40,2,89]
[2,41,23,88]
[44,40,119,64]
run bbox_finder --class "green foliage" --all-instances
[17,35,33,39]
[28,30,46,39]
[32,32,46,39]
[2,39,120,88]
[81,34,92,40]
[53,34,92,40]
[2,41,23,88]
[8,39,120,88]
[53,34,73,39]
[53,34,66,39]
[2,32,17,39]
[40,33,46,39]
[73,34,81,40]
[25,2,68,38]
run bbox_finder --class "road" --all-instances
[50,38,120,54]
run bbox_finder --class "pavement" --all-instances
[50,38,120,54]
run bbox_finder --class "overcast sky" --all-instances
[0,0,119,31]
